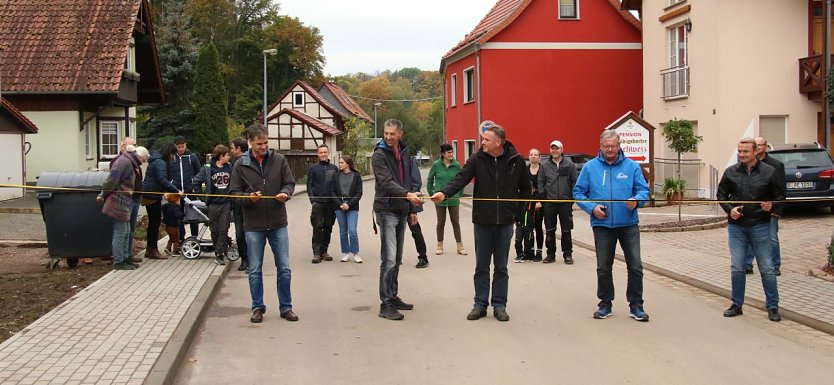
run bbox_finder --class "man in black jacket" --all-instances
[307,145,339,264]
[744,136,786,275]
[538,139,578,264]
[717,137,783,322]
[372,119,424,321]
[229,125,298,324]
[172,135,202,242]
[431,121,531,322]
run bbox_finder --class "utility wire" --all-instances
[349,94,442,102]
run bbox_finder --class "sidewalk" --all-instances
[0,186,307,385]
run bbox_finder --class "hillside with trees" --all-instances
[140,0,444,160]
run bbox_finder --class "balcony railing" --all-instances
[799,54,828,101]
[661,65,689,100]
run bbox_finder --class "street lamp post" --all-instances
[373,102,382,139]
[262,48,278,127]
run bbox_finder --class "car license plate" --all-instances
[787,181,815,189]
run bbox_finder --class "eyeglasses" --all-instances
[602,145,619,150]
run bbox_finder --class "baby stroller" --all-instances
[180,197,240,261]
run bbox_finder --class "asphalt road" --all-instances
[174,179,834,384]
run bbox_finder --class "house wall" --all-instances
[641,0,818,197]
[0,133,25,200]
[23,111,84,182]
[443,0,643,159]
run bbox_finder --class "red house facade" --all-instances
[441,0,643,159]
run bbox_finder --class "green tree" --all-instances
[662,118,702,220]
[193,42,229,156]
[139,0,199,150]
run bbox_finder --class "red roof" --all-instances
[0,0,142,93]
[443,0,641,63]
[320,82,372,121]
[270,108,342,136]
[1,97,39,133]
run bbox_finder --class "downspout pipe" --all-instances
[827,0,832,153]
[475,42,482,140]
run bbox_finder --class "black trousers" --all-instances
[544,202,574,257]
[310,202,336,255]
[233,202,248,263]
[146,200,162,251]
[408,219,427,259]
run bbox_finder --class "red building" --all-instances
[441,0,643,159]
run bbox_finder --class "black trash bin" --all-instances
[37,171,113,268]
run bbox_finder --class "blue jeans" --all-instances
[335,209,359,254]
[729,223,779,310]
[472,224,513,310]
[245,227,292,313]
[592,225,643,309]
[127,200,140,256]
[112,220,131,264]
[377,211,406,305]
[744,216,780,270]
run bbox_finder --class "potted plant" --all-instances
[662,178,686,205]
[662,119,702,220]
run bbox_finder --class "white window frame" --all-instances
[558,0,579,20]
[463,67,475,104]
[293,92,305,108]
[450,74,458,107]
[99,121,122,159]
[662,23,689,100]
[84,121,94,160]
[464,139,477,160]
[451,140,458,159]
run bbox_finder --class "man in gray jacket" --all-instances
[538,140,578,264]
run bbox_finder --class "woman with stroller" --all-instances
[332,155,363,263]
[142,143,180,259]
[192,144,233,265]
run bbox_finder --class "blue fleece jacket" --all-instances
[573,149,650,228]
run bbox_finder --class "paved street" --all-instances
[175,178,834,385]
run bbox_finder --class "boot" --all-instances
[145,248,168,260]
[436,242,444,255]
[533,250,542,262]
[165,226,180,256]
[456,242,468,255]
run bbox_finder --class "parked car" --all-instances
[767,142,834,213]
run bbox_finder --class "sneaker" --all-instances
[493,307,510,322]
[723,304,743,317]
[113,262,136,271]
[341,253,351,262]
[393,297,414,310]
[513,255,525,263]
[378,304,404,320]
[629,307,650,322]
[564,255,574,265]
[416,258,429,268]
[214,255,226,265]
[768,308,781,322]
[593,306,612,319]
[532,251,542,262]
[352,253,363,263]
[467,307,487,320]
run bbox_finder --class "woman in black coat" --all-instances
[332,155,363,263]
[141,143,180,259]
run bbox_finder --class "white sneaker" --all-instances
[341,253,351,262]
[352,253,362,263]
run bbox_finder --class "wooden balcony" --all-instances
[799,55,830,102]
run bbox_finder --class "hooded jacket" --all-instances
[193,159,232,205]
[372,139,417,214]
[142,153,179,200]
[229,149,295,231]
[170,151,201,192]
[538,155,578,200]
[440,140,531,225]
[427,158,462,207]
[573,149,650,228]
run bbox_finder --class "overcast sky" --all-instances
[278,0,497,76]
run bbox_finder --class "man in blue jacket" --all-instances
[573,129,651,322]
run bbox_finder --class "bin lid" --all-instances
[36,171,110,189]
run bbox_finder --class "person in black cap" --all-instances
[171,135,202,242]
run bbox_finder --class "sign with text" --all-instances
[607,115,651,164]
